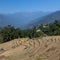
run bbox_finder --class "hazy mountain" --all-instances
[24,11,60,29]
[0,12,50,28]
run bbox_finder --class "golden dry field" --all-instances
[0,36,60,60]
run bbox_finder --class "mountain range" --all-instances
[24,11,60,29]
[0,11,60,29]
[0,11,50,29]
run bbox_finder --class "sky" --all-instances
[0,0,60,13]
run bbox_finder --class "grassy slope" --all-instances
[0,36,60,60]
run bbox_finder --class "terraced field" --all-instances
[0,36,60,60]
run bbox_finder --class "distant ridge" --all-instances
[0,12,50,29]
[24,11,60,29]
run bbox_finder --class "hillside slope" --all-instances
[25,11,60,29]
[0,36,60,60]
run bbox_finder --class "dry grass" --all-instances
[0,36,60,60]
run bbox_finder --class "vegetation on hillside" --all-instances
[0,20,60,43]
[40,20,60,36]
[0,25,44,43]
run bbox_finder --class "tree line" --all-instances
[0,20,60,43]
[0,25,44,43]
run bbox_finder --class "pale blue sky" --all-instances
[0,0,60,13]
